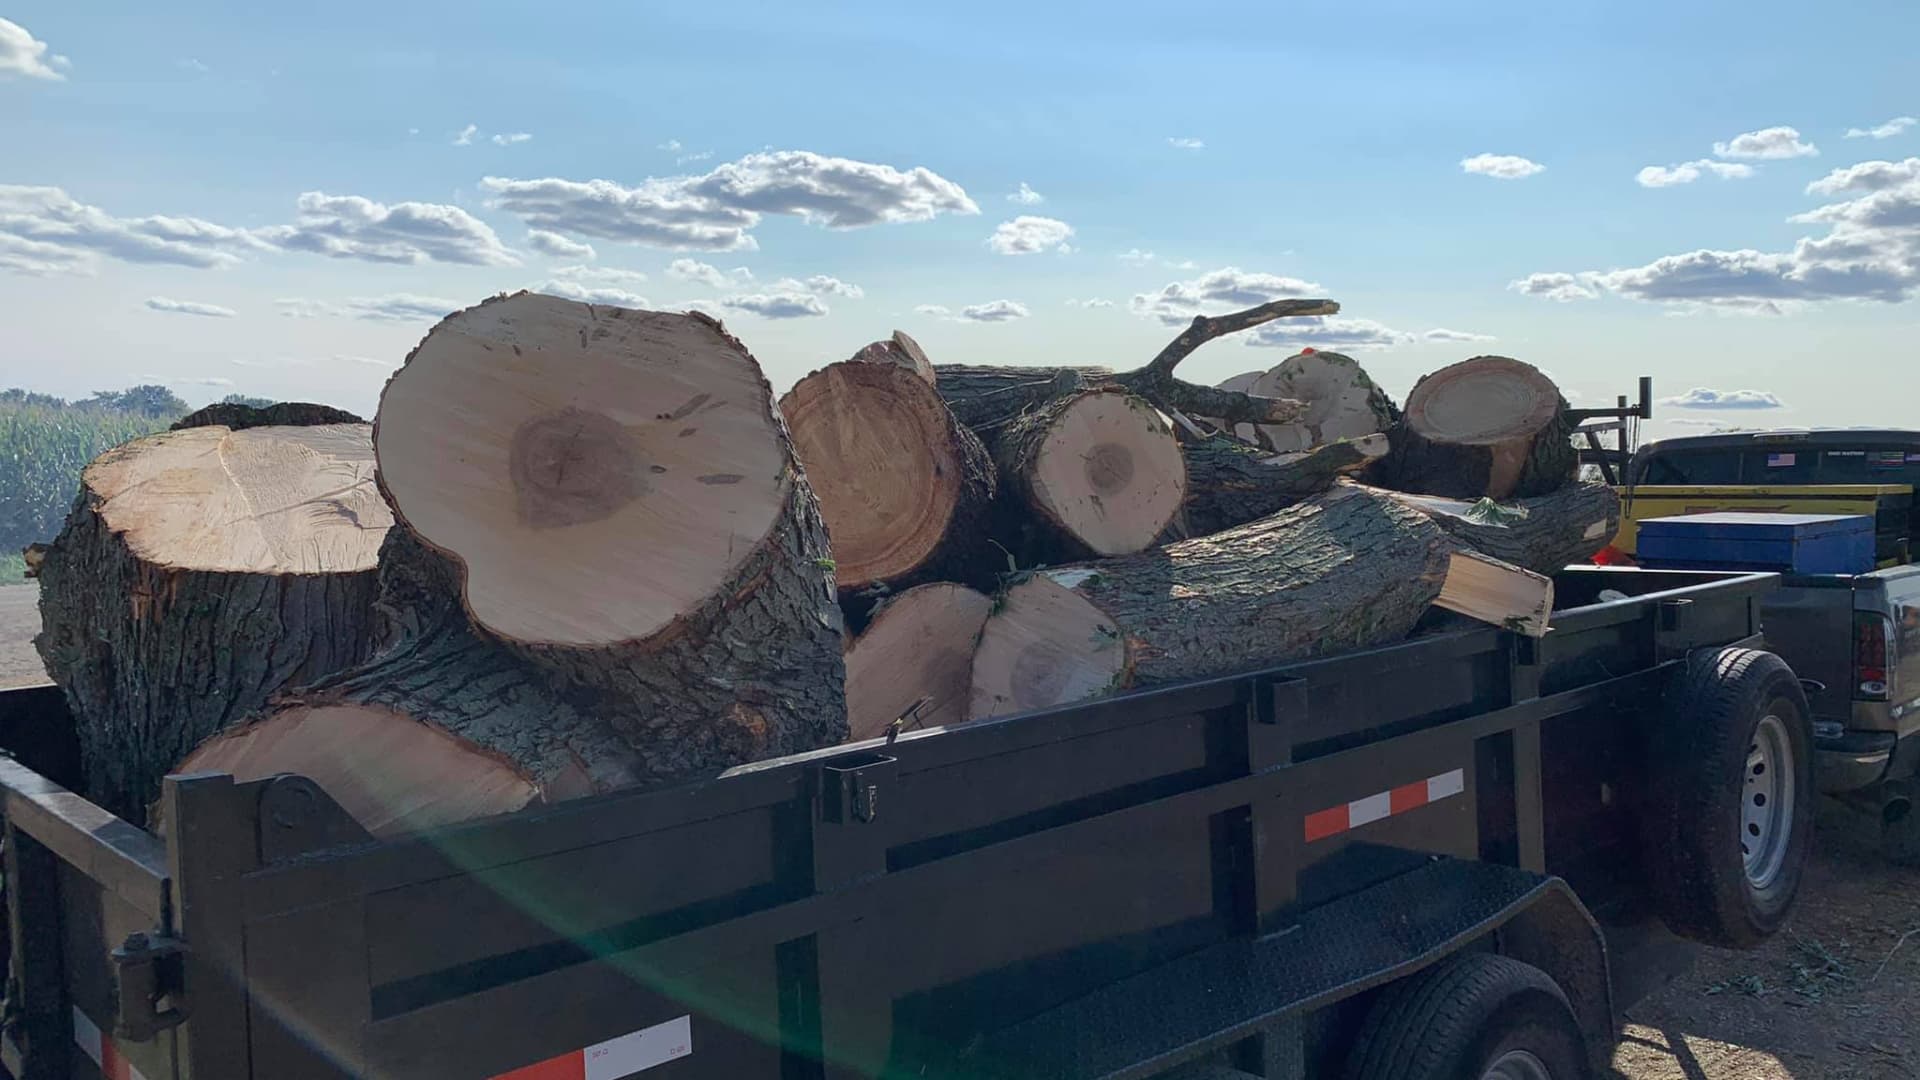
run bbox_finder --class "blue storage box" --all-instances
[1635,512,1876,575]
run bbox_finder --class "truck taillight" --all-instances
[1855,612,1894,700]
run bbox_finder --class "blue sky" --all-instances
[4,1,1916,432]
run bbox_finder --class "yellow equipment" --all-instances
[1613,484,1914,567]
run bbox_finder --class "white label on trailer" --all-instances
[586,1015,692,1080]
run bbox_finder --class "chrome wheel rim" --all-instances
[1483,1048,1554,1080]
[1742,713,1796,890]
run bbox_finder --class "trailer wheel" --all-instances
[1344,953,1588,1080]
[1640,647,1813,949]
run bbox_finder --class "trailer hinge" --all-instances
[110,932,188,1041]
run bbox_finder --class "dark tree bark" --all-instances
[1366,481,1622,576]
[1175,434,1390,537]
[173,401,365,431]
[933,365,1110,446]
[34,424,388,823]
[1380,356,1578,500]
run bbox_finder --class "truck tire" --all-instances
[1344,953,1588,1080]
[1640,647,1813,949]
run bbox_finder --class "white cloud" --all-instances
[1119,249,1157,265]
[453,123,478,147]
[177,58,209,74]
[1131,266,1326,326]
[1423,327,1495,342]
[1802,156,1920,196]
[339,354,397,368]
[481,150,978,252]
[0,185,269,274]
[677,151,714,165]
[666,258,740,288]
[1636,159,1755,187]
[1660,387,1786,409]
[1461,153,1546,179]
[1168,137,1205,150]
[256,191,518,266]
[1713,126,1818,160]
[0,18,65,80]
[525,229,595,258]
[145,296,236,318]
[1248,317,1415,351]
[1509,271,1600,302]
[1008,182,1044,205]
[143,374,235,389]
[1846,117,1917,140]
[989,215,1074,255]
[491,132,532,146]
[657,139,683,152]
[917,300,1029,323]
[722,292,829,319]
[537,280,649,307]
[799,274,863,298]
[229,356,313,369]
[1067,298,1114,308]
[276,294,458,322]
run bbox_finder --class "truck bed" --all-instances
[0,567,1776,1080]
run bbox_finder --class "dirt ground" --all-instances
[0,583,44,689]
[1612,799,1920,1079]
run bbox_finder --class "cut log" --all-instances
[850,330,936,385]
[172,400,365,431]
[33,422,390,821]
[968,484,1548,719]
[1382,356,1577,500]
[933,364,1110,444]
[845,583,992,742]
[991,388,1188,560]
[779,361,996,593]
[170,529,646,836]
[1244,350,1400,453]
[1367,481,1622,575]
[372,292,848,750]
[1178,433,1391,537]
[1207,370,1265,443]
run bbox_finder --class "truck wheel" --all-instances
[1640,647,1813,949]
[1344,953,1588,1080]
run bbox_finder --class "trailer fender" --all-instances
[1493,883,1616,1073]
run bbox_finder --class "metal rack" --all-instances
[1568,376,1653,486]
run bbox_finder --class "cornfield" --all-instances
[0,402,173,553]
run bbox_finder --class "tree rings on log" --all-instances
[845,583,992,741]
[994,388,1187,558]
[1385,356,1577,500]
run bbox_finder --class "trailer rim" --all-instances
[1483,1048,1556,1080]
[1743,711,1796,890]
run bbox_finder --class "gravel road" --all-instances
[0,583,46,689]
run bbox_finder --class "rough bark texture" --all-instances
[1367,481,1622,576]
[173,401,365,431]
[933,364,1111,447]
[1244,351,1401,453]
[1175,434,1390,538]
[780,361,998,595]
[970,485,1461,719]
[1381,356,1578,500]
[35,491,382,823]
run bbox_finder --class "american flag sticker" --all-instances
[1766,452,1796,468]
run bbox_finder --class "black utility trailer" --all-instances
[0,567,1813,1080]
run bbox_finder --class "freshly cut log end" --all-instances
[996,388,1188,558]
[1435,552,1553,638]
[33,423,391,822]
[1368,481,1621,575]
[969,486,1460,719]
[851,330,936,385]
[780,361,995,591]
[173,704,542,837]
[1246,351,1400,453]
[374,291,805,649]
[1385,356,1577,500]
[846,583,993,741]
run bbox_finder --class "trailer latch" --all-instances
[110,932,188,1041]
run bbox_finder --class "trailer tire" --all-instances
[1640,647,1813,949]
[1344,952,1587,1080]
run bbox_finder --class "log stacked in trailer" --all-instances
[32,287,1613,836]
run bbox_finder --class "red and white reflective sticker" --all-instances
[491,1015,693,1080]
[72,1006,150,1080]
[1303,768,1466,843]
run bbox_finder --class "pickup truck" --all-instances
[0,567,1807,1080]
[1624,429,1920,861]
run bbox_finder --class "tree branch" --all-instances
[1141,298,1341,380]
[1114,298,1340,425]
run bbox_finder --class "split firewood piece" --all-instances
[169,529,648,837]
[34,422,391,822]
[1179,434,1391,537]
[968,484,1551,720]
[849,330,937,385]
[371,293,848,754]
[780,361,997,594]
[1365,481,1622,576]
[845,583,993,742]
[1382,356,1577,500]
[992,387,1188,561]
[1434,550,1554,638]
[1244,350,1401,453]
